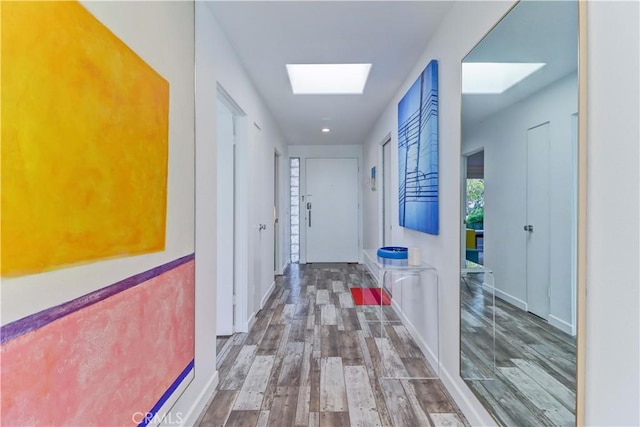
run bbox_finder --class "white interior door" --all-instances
[216,98,235,335]
[383,140,392,246]
[526,122,551,319]
[274,151,280,274]
[306,158,359,262]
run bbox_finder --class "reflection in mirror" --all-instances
[459,1,579,425]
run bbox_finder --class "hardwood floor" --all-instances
[460,275,576,426]
[197,263,468,427]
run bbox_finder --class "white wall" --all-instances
[1,1,196,423]
[170,4,289,424]
[288,144,364,264]
[463,72,578,332]
[585,1,640,425]
[361,2,515,424]
[363,1,640,426]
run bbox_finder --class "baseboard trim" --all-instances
[483,283,528,311]
[278,261,290,276]
[247,312,256,332]
[548,314,575,336]
[261,280,276,310]
[179,370,219,427]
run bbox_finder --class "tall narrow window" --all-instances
[290,158,300,262]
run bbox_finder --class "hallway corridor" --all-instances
[197,264,467,427]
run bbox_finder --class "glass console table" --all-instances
[362,249,440,379]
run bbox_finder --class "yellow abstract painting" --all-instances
[1,2,169,277]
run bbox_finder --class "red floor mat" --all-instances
[350,287,391,306]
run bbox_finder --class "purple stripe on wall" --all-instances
[0,254,195,345]
[138,359,195,427]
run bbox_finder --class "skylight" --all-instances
[286,63,372,95]
[462,62,546,94]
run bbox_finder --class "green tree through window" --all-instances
[466,179,484,230]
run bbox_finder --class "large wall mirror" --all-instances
[459,1,585,425]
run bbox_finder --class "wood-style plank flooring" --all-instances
[198,263,468,427]
[217,336,232,354]
[461,275,576,426]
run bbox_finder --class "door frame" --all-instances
[273,149,282,275]
[378,133,392,247]
[291,146,364,264]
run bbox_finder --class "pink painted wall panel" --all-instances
[1,260,195,426]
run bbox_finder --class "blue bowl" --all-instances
[377,246,408,259]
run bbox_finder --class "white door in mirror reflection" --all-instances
[526,122,551,319]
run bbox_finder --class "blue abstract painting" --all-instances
[398,60,438,235]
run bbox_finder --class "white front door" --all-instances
[526,122,551,319]
[306,158,359,262]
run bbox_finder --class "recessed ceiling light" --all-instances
[321,127,331,133]
[462,62,546,94]
[286,63,372,95]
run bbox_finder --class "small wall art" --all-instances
[371,166,377,191]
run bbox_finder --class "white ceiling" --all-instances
[206,1,578,146]
[206,1,454,146]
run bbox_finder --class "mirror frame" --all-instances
[457,1,588,424]
[576,0,587,424]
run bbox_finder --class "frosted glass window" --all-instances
[290,157,301,263]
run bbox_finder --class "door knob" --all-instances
[523,225,533,232]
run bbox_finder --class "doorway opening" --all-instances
[274,150,281,274]
[216,96,236,338]
[216,84,249,337]
[464,150,484,265]
[381,137,392,246]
